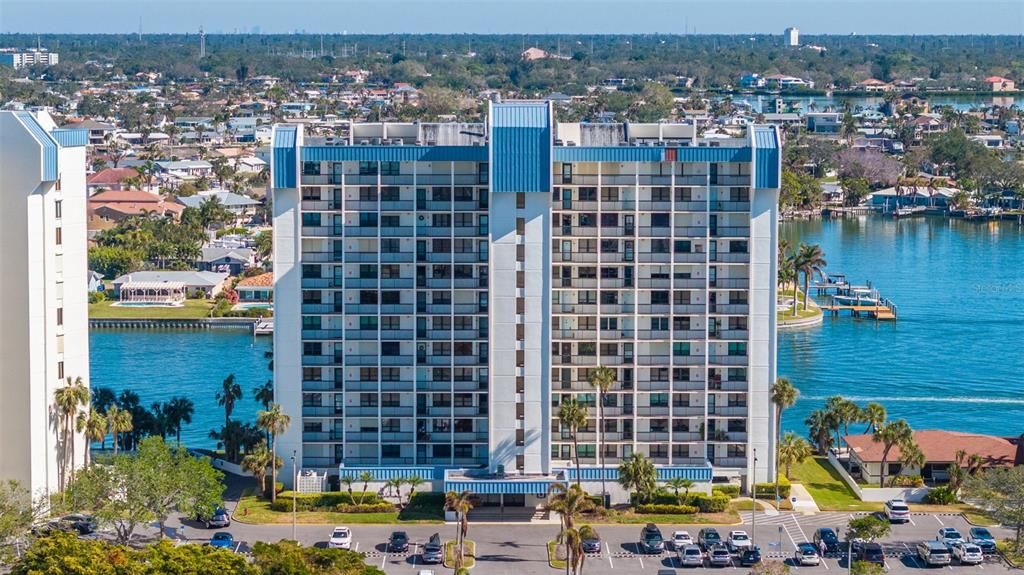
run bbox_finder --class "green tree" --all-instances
[76,408,107,468]
[356,471,374,505]
[851,561,887,575]
[241,441,279,498]
[137,538,256,574]
[845,515,892,544]
[404,475,424,507]
[558,398,590,487]
[251,539,385,575]
[778,432,813,478]
[587,365,616,503]
[256,403,291,503]
[618,452,657,503]
[165,397,194,447]
[635,82,675,122]
[860,402,887,434]
[872,419,914,488]
[444,490,475,568]
[11,531,132,575]
[0,480,46,565]
[841,177,872,207]
[965,466,1024,549]
[771,377,799,481]
[665,477,695,501]
[796,243,827,311]
[254,380,275,410]
[54,376,90,493]
[88,245,144,278]
[106,405,133,457]
[804,409,833,454]
[215,373,242,428]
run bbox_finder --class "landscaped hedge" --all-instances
[636,504,700,515]
[687,493,731,513]
[712,484,741,498]
[629,491,730,513]
[923,486,957,505]
[268,491,383,512]
[335,502,395,513]
[890,475,924,487]
[754,475,792,499]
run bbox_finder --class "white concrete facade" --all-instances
[0,111,89,499]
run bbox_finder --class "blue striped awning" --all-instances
[444,479,566,495]
[15,111,59,181]
[338,466,445,481]
[489,101,552,193]
[560,465,713,482]
[553,146,752,163]
[300,146,487,163]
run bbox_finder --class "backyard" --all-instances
[89,298,215,319]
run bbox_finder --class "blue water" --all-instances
[779,215,1024,436]
[89,216,1024,447]
[89,329,272,448]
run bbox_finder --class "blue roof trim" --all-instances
[490,102,551,193]
[444,479,565,495]
[338,466,444,481]
[15,112,58,181]
[300,146,487,163]
[753,126,780,189]
[553,146,752,163]
[272,125,298,189]
[560,466,713,482]
[52,128,88,147]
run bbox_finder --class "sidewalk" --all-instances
[790,483,821,514]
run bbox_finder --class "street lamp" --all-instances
[751,448,757,545]
[291,450,297,541]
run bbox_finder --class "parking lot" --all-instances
[144,508,1015,575]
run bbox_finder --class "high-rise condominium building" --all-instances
[784,27,800,47]
[272,102,779,504]
[0,111,89,497]
[0,49,60,69]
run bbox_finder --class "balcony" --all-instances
[675,200,707,211]
[712,457,748,467]
[552,329,598,340]
[302,329,344,339]
[709,380,749,392]
[673,380,706,391]
[636,431,671,441]
[381,200,415,211]
[301,278,342,289]
[711,226,750,237]
[708,405,748,417]
[600,226,636,238]
[555,303,597,314]
[302,304,344,314]
[709,201,750,212]
[638,226,672,238]
[602,406,634,416]
[673,355,705,366]
[637,175,672,186]
[672,431,702,442]
[600,200,636,211]
[709,304,749,314]
[710,176,750,186]
[711,253,750,264]
[674,252,706,263]
[675,176,708,186]
[600,303,634,314]
[418,227,453,238]
[454,226,485,237]
[674,226,707,238]
[708,355,748,366]
[635,329,670,340]
[344,226,378,238]
[637,380,670,391]
[303,252,344,263]
[637,355,670,366]
[303,456,342,467]
[711,278,749,289]
[637,200,673,211]
[302,406,342,417]
[673,329,704,340]
[452,432,489,442]
[674,303,705,314]
[380,226,414,237]
[553,355,598,366]
[673,406,705,416]
[600,329,635,340]
[301,355,341,366]
[637,278,671,289]
[553,252,599,263]
[637,252,671,263]
[301,225,342,238]
[380,252,415,263]
[303,431,344,442]
[381,278,414,289]
[637,304,671,315]
[302,380,343,391]
[710,330,749,341]
[554,226,599,238]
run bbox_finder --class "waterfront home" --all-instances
[199,246,255,275]
[236,272,273,303]
[844,430,1023,485]
[59,118,116,145]
[854,78,894,92]
[805,112,843,134]
[112,270,229,299]
[984,76,1016,92]
[868,185,958,209]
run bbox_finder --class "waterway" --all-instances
[733,94,1019,113]
[88,216,1024,448]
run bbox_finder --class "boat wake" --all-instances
[800,395,1024,405]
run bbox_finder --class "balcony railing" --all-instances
[708,355,748,366]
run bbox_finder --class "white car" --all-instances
[328,526,352,549]
[951,542,984,565]
[937,527,966,547]
[884,499,910,523]
[671,531,694,550]
[727,530,753,551]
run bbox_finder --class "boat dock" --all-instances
[253,319,274,336]
[820,301,898,320]
[813,273,898,320]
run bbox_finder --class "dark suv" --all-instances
[859,542,885,566]
[698,528,722,551]
[389,531,409,552]
[640,523,665,553]
[813,528,840,554]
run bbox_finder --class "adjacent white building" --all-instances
[271,102,780,504]
[784,27,800,47]
[0,48,60,69]
[0,111,89,497]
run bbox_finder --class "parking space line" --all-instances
[411,544,418,570]
[904,543,922,568]
[633,544,644,569]
[381,550,388,569]
[606,542,614,569]
[354,542,360,552]
[935,515,945,525]
[909,516,917,526]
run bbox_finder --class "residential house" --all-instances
[845,430,1022,484]
[155,160,213,178]
[868,185,959,209]
[59,118,116,145]
[984,76,1016,92]
[173,116,216,129]
[764,74,814,90]
[739,74,766,89]
[911,115,947,136]
[199,246,255,275]
[805,112,843,134]
[176,191,261,217]
[855,78,894,92]
[87,189,184,223]
[235,272,273,303]
[112,270,229,299]
[86,167,140,193]
[970,134,1005,149]
[235,156,268,174]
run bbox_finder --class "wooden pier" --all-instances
[820,303,897,320]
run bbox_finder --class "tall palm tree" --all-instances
[873,419,914,488]
[340,475,355,501]
[804,409,833,454]
[546,484,596,575]
[254,381,274,410]
[91,387,116,416]
[665,477,695,502]
[256,403,291,503]
[587,365,615,504]
[778,432,813,478]
[860,402,887,434]
[150,402,169,440]
[770,378,799,483]
[796,243,827,311]
[76,408,107,468]
[445,490,475,567]
[166,397,194,446]
[566,524,599,575]
[241,440,275,497]
[216,374,242,427]
[558,399,590,487]
[405,475,424,507]
[356,471,374,505]
[106,405,133,457]
[54,376,90,491]
[618,453,657,503]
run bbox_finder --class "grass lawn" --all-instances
[778,288,823,323]
[593,509,741,525]
[996,541,1024,567]
[787,457,882,512]
[547,541,567,569]
[233,493,444,525]
[89,299,215,319]
[445,540,476,569]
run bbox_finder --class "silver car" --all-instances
[951,542,983,565]
[677,544,704,567]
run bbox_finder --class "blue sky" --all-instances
[1,0,1022,34]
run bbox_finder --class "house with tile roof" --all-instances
[235,272,273,303]
[87,189,184,222]
[984,76,1016,92]
[87,167,140,192]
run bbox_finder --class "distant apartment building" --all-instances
[0,48,59,69]
[784,27,800,47]
[271,102,781,504]
[0,112,89,497]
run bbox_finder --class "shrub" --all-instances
[456,569,470,575]
[754,482,791,499]
[630,491,681,506]
[636,504,700,515]
[712,484,741,498]
[267,492,381,512]
[890,475,924,488]
[923,485,957,505]
[687,493,731,513]
[336,502,394,513]
[88,291,107,304]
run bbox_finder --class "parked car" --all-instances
[968,528,997,554]
[951,542,984,565]
[884,499,910,523]
[937,527,966,547]
[739,547,762,567]
[582,534,602,554]
[389,531,409,552]
[640,523,665,553]
[670,531,693,551]
[677,544,704,567]
[917,540,952,566]
[707,545,733,567]
[697,528,722,550]
[794,542,821,566]
[58,514,97,535]
[727,530,752,552]
[813,527,840,554]
[328,526,352,549]
[859,542,885,566]
[209,532,235,550]
[197,506,231,529]
[422,533,443,563]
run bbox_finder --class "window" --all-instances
[674,240,692,253]
[516,192,526,209]
[650,393,669,407]
[381,393,401,407]
[651,213,670,227]
[516,244,525,261]
[478,162,489,184]
[380,316,401,330]
[358,212,378,227]
[432,213,451,227]
[381,186,400,201]
[727,342,747,356]
[601,188,619,202]
[55,200,62,219]
[380,161,400,175]
[359,367,378,381]
[381,291,400,304]
[56,307,63,326]
[358,186,377,202]
[381,215,401,227]
[577,444,596,458]
[359,291,378,304]
[516,217,525,235]
[358,161,378,175]
[600,239,618,253]
[381,342,400,356]
[381,238,401,253]
[578,187,597,201]
[55,227,62,245]
[432,187,451,201]
[57,361,64,379]
[673,342,691,357]
[650,291,669,304]
[302,161,321,175]
[359,316,378,330]
[303,342,322,356]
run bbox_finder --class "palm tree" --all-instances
[796,243,827,311]
[254,381,274,410]
[106,405,133,457]
[405,475,424,507]
[340,475,355,501]
[778,432,813,478]
[91,387,116,416]
[665,477,695,502]
[873,419,914,488]
[241,441,274,497]
[565,524,599,575]
[558,398,590,487]
[150,402,169,440]
[546,484,596,575]
[54,376,90,491]
[216,374,242,427]
[445,490,475,567]
[76,408,107,468]
[256,403,291,503]
[618,453,657,503]
[385,477,404,501]
[804,409,833,454]
[587,365,615,504]
[860,402,887,434]
[166,397,194,446]
[896,442,926,486]
[356,471,374,505]
[771,378,799,484]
